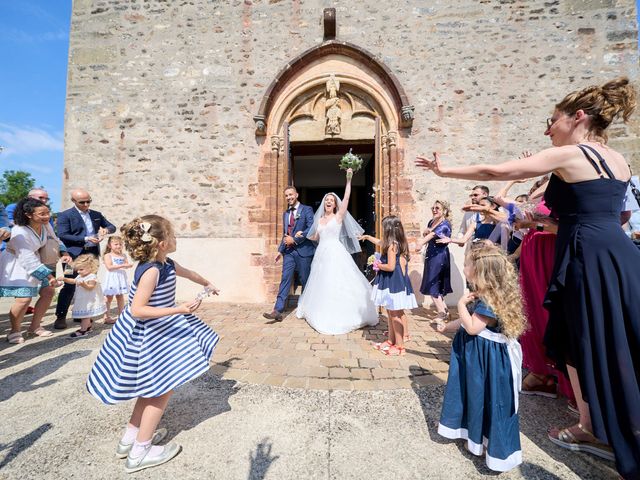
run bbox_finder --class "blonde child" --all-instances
[103,235,133,323]
[86,215,220,473]
[59,254,107,338]
[437,244,526,472]
[360,215,417,356]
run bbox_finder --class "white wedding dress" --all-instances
[296,217,379,334]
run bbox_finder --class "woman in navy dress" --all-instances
[417,77,639,479]
[87,215,220,473]
[417,200,452,326]
[438,244,526,472]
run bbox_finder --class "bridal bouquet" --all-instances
[339,149,364,173]
[365,253,381,282]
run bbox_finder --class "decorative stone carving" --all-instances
[325,74,342,136]
[270,135,281,152]
[387,131,397,149]
[253,115,266,136]
[400,105,415,128]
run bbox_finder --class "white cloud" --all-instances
[0,124,64,157]
[0,28,68,43]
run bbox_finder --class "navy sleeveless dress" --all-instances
[419,219,452,297]
[87,258,219,404]
[438,300,523,472]
[543,144,640,479]
[371,252,418,310]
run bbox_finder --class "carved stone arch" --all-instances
[253,40,414,135]
[250,40,416,300]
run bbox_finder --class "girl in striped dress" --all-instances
[361,215,417,356]
[87,215,220,473]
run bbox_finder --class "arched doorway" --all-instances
[250,41,415,298]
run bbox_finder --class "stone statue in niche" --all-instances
[325,74,342,136]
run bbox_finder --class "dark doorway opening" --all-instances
[291,141,376,272]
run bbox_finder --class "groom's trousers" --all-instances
[274,249,312,312]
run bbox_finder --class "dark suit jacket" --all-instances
[278,204,316,257]
[56,207,116,258]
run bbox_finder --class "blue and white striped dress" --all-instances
[87,259,219,404]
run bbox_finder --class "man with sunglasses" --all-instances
[54,188,115,329]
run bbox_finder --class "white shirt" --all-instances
[623,176,640,212]
[75,207,95,236]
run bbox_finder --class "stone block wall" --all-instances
[65,0,639,301]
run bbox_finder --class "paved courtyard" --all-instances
[0,299,620,479]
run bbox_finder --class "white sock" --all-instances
[121,425,139,444]
[130,439,151,458]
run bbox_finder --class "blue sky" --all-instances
[0,1,71,211]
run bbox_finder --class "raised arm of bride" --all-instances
[337,168,353,221]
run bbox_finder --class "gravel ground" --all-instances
[0,303,619,479]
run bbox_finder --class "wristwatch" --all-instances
[536,224,544,232]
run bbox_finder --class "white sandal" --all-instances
[7,332,24,344]
[26,327,54,338]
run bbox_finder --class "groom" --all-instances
[263,186,315,321]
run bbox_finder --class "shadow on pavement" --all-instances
[0,349,91,403]
[0,423,53,470]
[247,437,280,480]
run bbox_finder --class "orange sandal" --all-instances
[384,345,405,356]
[373,340,392,351]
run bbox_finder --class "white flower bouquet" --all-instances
[339,149,364,173]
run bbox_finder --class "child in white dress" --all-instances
[59,254,107,338]
[103,236,133,323]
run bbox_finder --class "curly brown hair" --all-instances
[120,215,173,262]
[555,77,636,143]
[466,244,527,339]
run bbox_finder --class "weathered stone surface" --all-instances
[64,0,640,302]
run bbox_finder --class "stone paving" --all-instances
[200,302,454,391]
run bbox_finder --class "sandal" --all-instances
[26,327,54,338]
[522,372,557,398]
[567,399,579,417]
[69,326,92,338]
[373,340,392,351]
[547,423,615,461]
[104,317,116,325]
[384,345,406,356]
[7,332,24,344]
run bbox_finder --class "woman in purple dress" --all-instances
[417,200,453,327]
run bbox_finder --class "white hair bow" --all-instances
[140,222,152,243]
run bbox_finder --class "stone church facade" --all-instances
[64,0,639,302]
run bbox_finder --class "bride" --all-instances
[295,168,379,334]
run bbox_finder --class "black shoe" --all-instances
[53,318,68,330]
[262,310,283,321]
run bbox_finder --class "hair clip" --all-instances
[140,222,152,242]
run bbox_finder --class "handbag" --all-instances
[38,227,60,265]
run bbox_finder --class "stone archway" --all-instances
[250,40,415,299]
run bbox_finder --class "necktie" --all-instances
[287,208,295,235]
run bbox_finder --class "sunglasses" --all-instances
[546,117,558,129]
[75,199,92,205]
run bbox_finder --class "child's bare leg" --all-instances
[116,294,125,315]
[105,295,114,319]
[386,309,397,345]
[131,391,174,442]
[80,317,92,331]
[392,311,405,349]
[401,311,409,340]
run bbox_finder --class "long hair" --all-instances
[120,215,173,262]
[555,77,636,142]
[467,244,527,339]
[380,215,410,261]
